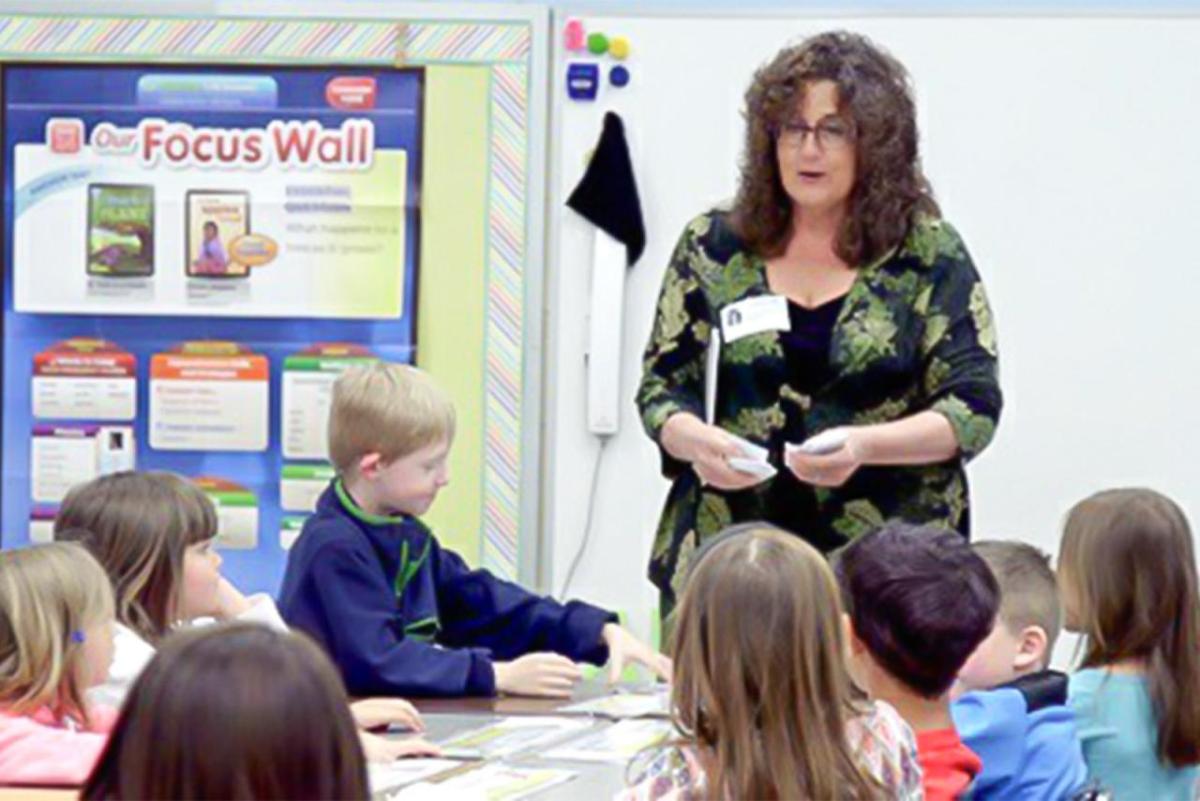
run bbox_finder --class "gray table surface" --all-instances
[407,712,632,800]
[378,682,666,800]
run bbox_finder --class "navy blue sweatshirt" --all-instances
[278,481,617,697]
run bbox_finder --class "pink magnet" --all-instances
[564,20,586,52]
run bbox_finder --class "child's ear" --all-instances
[842,612,865,655]
[358,452,384,479]
[1013,624,1049,672]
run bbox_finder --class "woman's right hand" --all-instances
[661,413,764,491]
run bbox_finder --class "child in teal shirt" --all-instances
[1059,489,1200,800]
[1069,669,1197,800]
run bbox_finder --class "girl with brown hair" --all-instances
[55,470,436,762]
[619,523,920,800]
[0,542,117,785]
[54,471,296,706]
[81,624,370,800]
[1060,488,1200,800]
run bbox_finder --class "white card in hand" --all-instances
[728,457,777,480]
[789,429,850,456]
[727,434,769,462]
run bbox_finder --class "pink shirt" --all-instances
[0,704,117,786]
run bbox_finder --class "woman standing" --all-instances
[637,31,1002,626]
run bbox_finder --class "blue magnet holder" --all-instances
[567,63,600,101]
[610,65,631,88]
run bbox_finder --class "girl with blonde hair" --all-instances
[0,542,117,784]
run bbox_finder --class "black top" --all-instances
[766,295,846,545]
[780,295,845,397]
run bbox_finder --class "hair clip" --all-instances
[69,630,86,644]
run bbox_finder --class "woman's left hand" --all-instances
[784,427,867,488]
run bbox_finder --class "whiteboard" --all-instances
[543,13,1200,658]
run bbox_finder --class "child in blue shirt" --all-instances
[951,541,1088,800]
[280,362,669,697]
[1058,489,1200,801]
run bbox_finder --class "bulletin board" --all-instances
[0,5,549,593]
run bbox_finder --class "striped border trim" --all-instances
[0,16,531,64]
[0,17,403,61]
[480,62,527,578]
[406,22,530,63]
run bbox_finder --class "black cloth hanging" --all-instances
[566,111,646,266]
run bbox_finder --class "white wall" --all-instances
[543,14,1200,657]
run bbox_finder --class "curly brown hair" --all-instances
[731,31,939,265]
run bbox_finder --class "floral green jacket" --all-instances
[636,211,1001,614]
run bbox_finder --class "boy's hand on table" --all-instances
[358,731,443,762]
[602,623,673,684]
[493,653,582,698]
[350,697,425,732]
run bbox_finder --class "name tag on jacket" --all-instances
[720,295,790,342]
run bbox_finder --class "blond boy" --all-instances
[279,363,667,697]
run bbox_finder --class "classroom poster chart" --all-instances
[1,63,421,594]
[281,344,378,460]
[30,423,135,504]
[149,344,270,452]
[195,476,260,550]
[11,70,415,320]
[31,338,137,421]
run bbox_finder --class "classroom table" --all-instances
[385,681,664,800]
[0,683,661,801]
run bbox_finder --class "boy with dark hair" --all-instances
[835,521,999,801]
[951,541,1088,800]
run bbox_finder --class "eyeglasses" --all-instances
[777,117,854,151]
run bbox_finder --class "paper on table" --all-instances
[390,763,576,801]
[560,686,670,719]
[368,758,464,795]
[544,719,674,763]
[436,717,592,759]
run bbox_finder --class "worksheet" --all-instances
[561,686,671,719]
[392,763,576,801]
[437,717,592,759]
[545,719,674,763]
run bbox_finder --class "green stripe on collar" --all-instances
[334,478,409,526]
[404,616,440,643]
